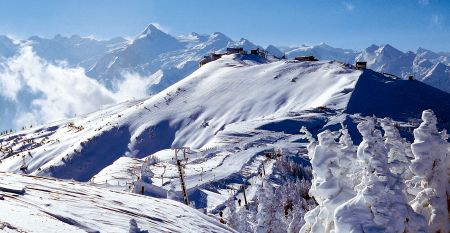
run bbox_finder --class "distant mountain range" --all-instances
[0,24,448,130]
[1,24,449,93]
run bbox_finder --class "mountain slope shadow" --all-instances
[345,69,450,126]
[46,126,131,181]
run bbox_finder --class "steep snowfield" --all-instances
[0,172,232,233]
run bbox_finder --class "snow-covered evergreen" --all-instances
[406,110,449,232]
[256,180,285,233]
[380,118,413,179]
[299,113,448,233]
[300,129,356,233]
[334,118,427,233]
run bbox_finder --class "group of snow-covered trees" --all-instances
[227,156,316,233]
[301,110,449,233]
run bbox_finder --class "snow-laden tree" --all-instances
[166,180,177,200]
[337,126,359,189]
[281,178,313,233]
[300,130,356,233]
[380,118,413,179]
[132,157,155,194]
[227,197,253,233]
[406,110,449,232]
[226,197,249,231]
[334,118,427,233]
[256,180,286,233]
[300,126,317,160]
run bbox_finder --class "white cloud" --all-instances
[0,46,158,128]
[113,70,163,101]
[343,1,355,11]
[0,66,22,100]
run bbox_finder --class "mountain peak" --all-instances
[136,24,172,40]
[317,42,331,48]
[133,24,181,45]
[142,24,162,34]
[377,44,404,57]
[211,32,228,39]
[379,44,398,52]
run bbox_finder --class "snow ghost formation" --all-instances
[380,117,413,179]
[406,109,449,233]
[301,110,450,233]
[300,129,356,233]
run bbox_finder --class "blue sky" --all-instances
[0,0,449,52]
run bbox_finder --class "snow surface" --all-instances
[0,172,233,233]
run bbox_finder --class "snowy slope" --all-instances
[1,55,449,222]
[1,54,449,179]
[0,172,233,233]
[0,55,360,177]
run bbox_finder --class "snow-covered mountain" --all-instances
[1,24,449,133]
[28,34,127,69]
[86,25,269,93]
[1,54,448,232]
[0,35,19,60]
[1,25,449,97]
[282,43,358,64]
[281,43,450,92]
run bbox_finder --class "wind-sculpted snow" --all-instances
[406,110,449,232]
[0,172,233,233]
[301,110,449,233]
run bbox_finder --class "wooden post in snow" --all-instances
[176,159,189,205]
[182,147,188,160]
[161,165,166,186]
[262,162,266,176]
[242,184,248,210]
